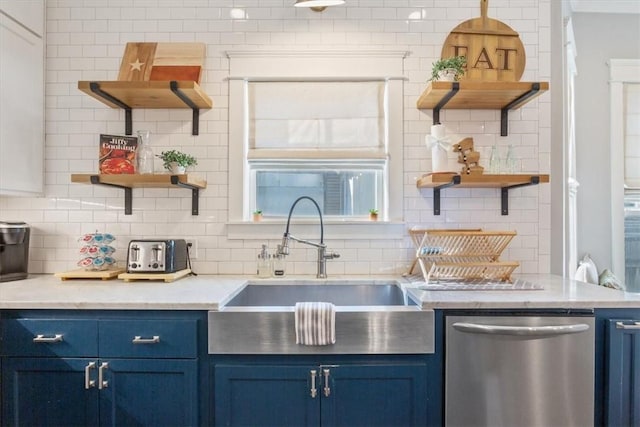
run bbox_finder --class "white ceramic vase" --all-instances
[169,163,186,174]
[437,69,457,82]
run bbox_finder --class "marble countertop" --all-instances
[0,274,638,310]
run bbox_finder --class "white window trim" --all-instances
[609,59,640,279]
[227,50,408,240]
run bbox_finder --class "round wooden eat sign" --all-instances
[441,0,526,82]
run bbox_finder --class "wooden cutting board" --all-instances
[118,269,191,283]
[441,0,526,82]
[55,268,126,281]
[117,42,205,83]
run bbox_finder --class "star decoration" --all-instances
[129,58,145,71]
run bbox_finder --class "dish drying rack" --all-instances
[409,229,519,283]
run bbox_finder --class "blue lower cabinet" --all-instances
[214,363,427,427]
[100,358,198,427]
[606,318,640,427]
[2,357,198,427]
[0,311,205,427]
[215,365,320,427]
[2,357,99,426]
[321,364,427,427]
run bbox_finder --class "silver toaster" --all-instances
[126,239,188,273]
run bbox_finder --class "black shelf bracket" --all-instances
[500,176,541,215]
[89,82,133,135]
[170,175,200,215]
[89,175,133,215]
[170,81,200,136]
[432,175,461,215]
[432,82,460,125]
[500,83,541,136]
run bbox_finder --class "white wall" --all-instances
[0,0,551,276]
[572,12,640,274]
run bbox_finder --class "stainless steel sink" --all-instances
[224,283,412,307]
[208,281,434,355]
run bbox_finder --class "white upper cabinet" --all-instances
[0,0,44,36]
[0,0,44,196]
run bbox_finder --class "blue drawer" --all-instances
[2,319,98,357]
[99,319,198,358]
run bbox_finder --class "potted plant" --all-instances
[157,150,197,174]
[252,209,263,222]
[368,208,379,221]
[429,56,467,82]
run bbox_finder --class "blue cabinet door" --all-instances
[321,364,427,427]
[214,363,428,427]
[214,365,321,427]
[100,358,198,427]
[607,319,640,427]
[2,357,99,426]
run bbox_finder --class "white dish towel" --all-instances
[295,302,336,346]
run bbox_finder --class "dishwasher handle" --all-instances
[452,322,590,336]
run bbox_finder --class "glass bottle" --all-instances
[272,253,286,277]
[257,244,271,278]
[136,130,154,174]
[488,145,500,174]
[503,144,516,175]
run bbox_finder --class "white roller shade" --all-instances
[248,81,385,153]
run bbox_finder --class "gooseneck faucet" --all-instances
[277,196,340,279]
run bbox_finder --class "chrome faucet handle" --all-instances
[324,251,340,260]
[277,239,289,256]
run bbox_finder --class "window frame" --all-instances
[609,59,640,280]
[226,50,407,239]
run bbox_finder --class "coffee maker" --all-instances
[0,221,30,282]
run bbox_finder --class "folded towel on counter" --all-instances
[295,302,336,346]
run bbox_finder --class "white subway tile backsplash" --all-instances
[0,0,551,276]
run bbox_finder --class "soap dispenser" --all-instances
[257,244,271,278]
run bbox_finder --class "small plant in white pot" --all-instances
[429,56,467,82]
[158,150,197,174]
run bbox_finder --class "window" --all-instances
[247,81,386,218]
[609,59,640,288]
[227,50,406,226]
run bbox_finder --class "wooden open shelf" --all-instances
[416,173,549,216]
[416,173,549,188]
[416,81,549,136]
[71,173,206,188]
[71,173,206,215]
[77,80,212,136]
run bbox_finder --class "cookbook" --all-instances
[99,134,138,174]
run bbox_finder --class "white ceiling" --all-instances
[570,0,640,14]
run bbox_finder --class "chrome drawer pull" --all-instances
[84,362,96,389]
[615,321,640,330]
[310,370,318,398]
[33,334,64,343]
[98,362,109,389]
[132,335,160,344]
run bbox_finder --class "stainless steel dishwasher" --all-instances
[445,311,595,427]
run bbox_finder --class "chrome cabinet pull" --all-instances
[132,335,160,344]
[310,370,318,398]
[84,362,96,389]
[98,362,109,389]
[615,321,640,330]
[323,368,331,397]
[33,334,63,343]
